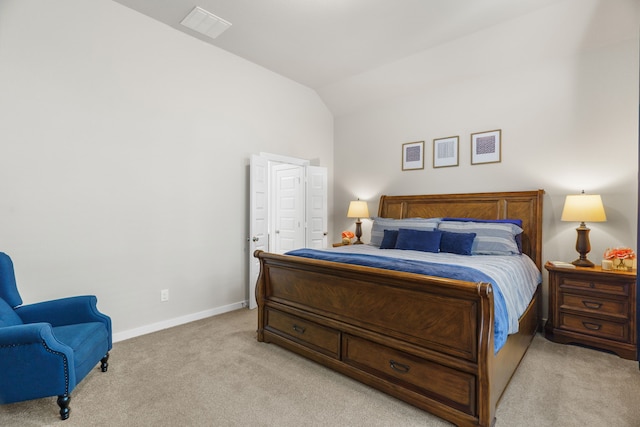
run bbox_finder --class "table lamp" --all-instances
[561,191,607,267]
[347,200,369,244]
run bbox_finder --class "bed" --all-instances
[254,190,544,427]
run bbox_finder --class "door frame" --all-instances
[249,153,327,309]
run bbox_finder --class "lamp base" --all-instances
[572,223,594,268]
[354,220,363,244]
[571,258,594,268]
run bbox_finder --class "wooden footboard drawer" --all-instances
[342,334,476,415]
[265,309,341,358]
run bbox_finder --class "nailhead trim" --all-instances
[1,340,70,394]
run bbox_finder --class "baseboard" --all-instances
[112,300,249,343]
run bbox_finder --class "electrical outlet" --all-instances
[160,289,169,302]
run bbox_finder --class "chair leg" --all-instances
[55,352,109,420]
[101,352,109,372]
[57,394,70,420]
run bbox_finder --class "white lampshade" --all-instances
[561,193,607,223]
[347,200,369,219]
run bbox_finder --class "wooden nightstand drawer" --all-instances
[265,309,340,358]
[559,313,629,342]
[342,334,476,415]
[559,293,628,319]
[559,277,629,297]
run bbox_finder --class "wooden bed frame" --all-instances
[255,190,544,427]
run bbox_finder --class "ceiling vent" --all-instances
[180,6,232,40]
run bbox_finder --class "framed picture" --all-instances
[471,129,501,165]
[402,141,424,170]
[433,136,459,168]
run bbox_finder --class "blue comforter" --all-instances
[286,248,510,353]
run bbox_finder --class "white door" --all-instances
[306,166,328,249]
[248,154,328,310]
[249,154,268,309]
[272,164,305,254]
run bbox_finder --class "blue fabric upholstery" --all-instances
[0,253,22,307]
[53,323,109,382]
[0,252,112,419]
[0,298,23,327]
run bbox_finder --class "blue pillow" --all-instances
[440,231,476,255]
[379,230,399,249]
[395,229,442,252]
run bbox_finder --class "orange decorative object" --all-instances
[604,247,636,260]
[341,230,354,245]
[604,247,636,271]
[341,231,355,239]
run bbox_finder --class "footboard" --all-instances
[255,250,498,427]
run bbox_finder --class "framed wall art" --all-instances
[433,136,459,168]
[471,129,501,165]
[402,141,424,170]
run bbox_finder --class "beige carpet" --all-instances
[2,308,639,426]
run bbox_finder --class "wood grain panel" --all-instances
[265,264,480,360]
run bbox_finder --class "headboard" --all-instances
[377,190,545,270]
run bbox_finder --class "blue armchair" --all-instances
[0,252,112,420]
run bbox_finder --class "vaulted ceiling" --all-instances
[112,0,564,91]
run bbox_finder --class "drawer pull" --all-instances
[582,321,602,331]
[389,360,410,374]
[292,324,306,334]
[582,300,602,310]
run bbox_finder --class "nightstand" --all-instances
[545,262,637,360]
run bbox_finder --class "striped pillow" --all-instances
[370,217,440,247]
[437,221,522,255]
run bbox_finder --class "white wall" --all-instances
[332,0,639,318]
[0,0,333,340]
